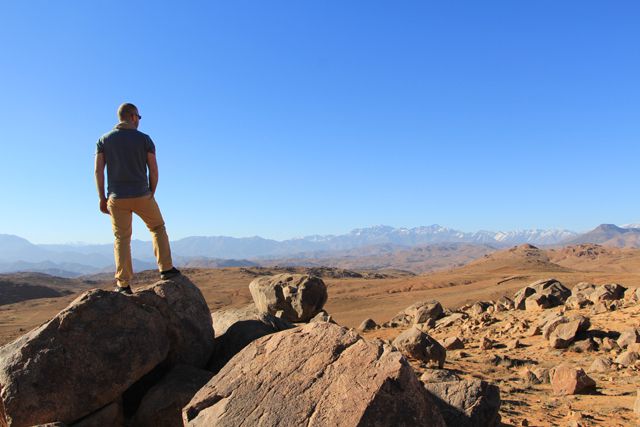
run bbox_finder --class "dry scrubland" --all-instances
[1,243,640,425]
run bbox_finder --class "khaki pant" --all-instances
[108,195,173,287]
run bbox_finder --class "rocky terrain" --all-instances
[1,244,640,425]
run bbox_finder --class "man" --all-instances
[95,103,180,294]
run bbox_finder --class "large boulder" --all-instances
[588,283,627,304]
[514,279,570,309]
[249,274,328,322]
[571,282,597,297]
[0,290,169,427]
[423,379,501,427]
[389,300,444,326]
[183,323,445,427]
[525,294,551,311]
[548,318,590,349]
[207,306,294,373]
[136,275,215,367]
[392,327,446,368]
[0,276,214,427]
[131,365,212,427]
[406,300,445,324]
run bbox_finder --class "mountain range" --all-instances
[0,223,638,276]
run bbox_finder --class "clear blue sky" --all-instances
[0,1,638,243]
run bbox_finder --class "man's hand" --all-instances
[99,199,109,214]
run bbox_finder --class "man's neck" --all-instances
[115,121,137,130]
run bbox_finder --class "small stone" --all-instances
[551,365,596,395]
[442,336,465,350]
[532,367,551,384]
[617,328,640,349]
[508,339,521,350]
[601,337,620,352]
[520,367,540,385]
[357,318,378,332]
[572,339,596,353]
[481,336,494,350]
[614,350,639,367]
[527,325,541,337]
[588,356,612,373]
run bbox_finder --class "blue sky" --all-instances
[0,1,638,243]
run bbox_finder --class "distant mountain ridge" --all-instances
[0,225,578,276]
[564,224,640,248]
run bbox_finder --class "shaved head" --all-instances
[117,103,139,121]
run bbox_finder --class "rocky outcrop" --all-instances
[249,274,328,322]
[0,275,213,427]
[392,327,446,368]
[469,301,492,316]
[131,365,212,427]
[422,379,501,427]
[183,322,445,426]
[514,279,570,310]
[588,283,627,304]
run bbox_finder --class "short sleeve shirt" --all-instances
[96,128,156,198]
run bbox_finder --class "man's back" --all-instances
[97,128,155,198]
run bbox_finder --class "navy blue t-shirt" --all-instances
[96,128,156,198]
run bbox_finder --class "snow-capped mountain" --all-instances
[0,225,579,275]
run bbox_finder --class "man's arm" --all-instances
[147,152,159,195]
[94,153,109,214]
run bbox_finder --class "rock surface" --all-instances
[514,279,570,310]
[207,306,294,373]
[358,318,378,332]
[183,322,445,426]
[132,365,212,427]
[136,276,215,367]
[249,274,328,322]
[588,283,627,304]
[423,379,501,427]
[443,336,465,350]
[617,327,640,349]
[0,275,213,427]
[73,399,124,427]
[551,366,596,396]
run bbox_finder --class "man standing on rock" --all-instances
[94,103,180,294]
